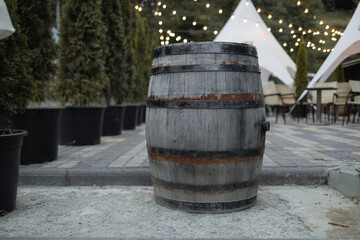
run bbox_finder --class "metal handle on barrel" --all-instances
[262,121,270,132]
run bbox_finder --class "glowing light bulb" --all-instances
[289,24,293,28]
[279,19,283,24]
[268,14,272,19]
[203,26,208,30]
[283,42,287,47]
[206,3,210,8]
[183,39,188,43]
[319,20,324,25]
[219,9,223,14]
[298,27,302,31]
[231,15,235,19]
[138,7,142,12]
[157,2,161,6]
[297,38,300,42]
[325,25,329,29]
[308,29,312,33]
[295,42,299,46]
[160,36,164,40]
[172,10,176,15]
[279,28,283,32]
[159,29,163,33]
[182,16,186,21]
[163,4,166,9]
[192,21,197,26]
[267,28,271,31]
[214,30,218,35]
[158,21,163,25]
[161,41,164,45]
[257,8,261,13]
[158,12,162,16]
[245,1,249,6]
[290,48,294,52]
[297,1,301,6]
[135,5,139,9]
[304,8,309,13]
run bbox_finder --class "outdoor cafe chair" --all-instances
[262,81,296,124]
[332,82,351,123]
[343,80,360,125]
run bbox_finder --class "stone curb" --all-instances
[327,166,360,200]
[19,167,329,186]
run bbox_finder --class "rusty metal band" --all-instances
[147,99,264,109]
[148,93,264,101]
[151,64,260,75]
[152,176,258,193]
[153,43,258,58]
[147,146,263,159]
[154,194,257,212]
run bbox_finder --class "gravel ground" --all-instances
[0,185,359,239]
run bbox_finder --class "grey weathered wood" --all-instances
[146,42,267,213]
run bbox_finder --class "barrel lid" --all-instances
[153,42,258,58]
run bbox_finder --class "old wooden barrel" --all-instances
[146,42,269,213]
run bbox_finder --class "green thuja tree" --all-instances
[151,32,159,54]
[120,0,136,103]
[17,0,57,101]
[333,64,345,82]
[0,0,36,125]
[55,0,108,106]
[102,0,127,105]
[294,36,308,101]
[134,12,151,102]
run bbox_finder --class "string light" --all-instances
[146,0,342,51]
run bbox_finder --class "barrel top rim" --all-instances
[153,41,258,58]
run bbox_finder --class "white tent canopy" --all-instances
[298,2,360,101]
[214,0,296,85]
[0,0,15,40]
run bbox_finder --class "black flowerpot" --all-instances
[102,105,126,136]
[141,104,146,123]
[0,130,27,214]
[137,105,144,126]
[60,106,105,146]
[123,105,139,130]
[12,108,62,165]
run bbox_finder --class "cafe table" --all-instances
[306,86,337,124]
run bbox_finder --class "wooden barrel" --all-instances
[146,42,269,213]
